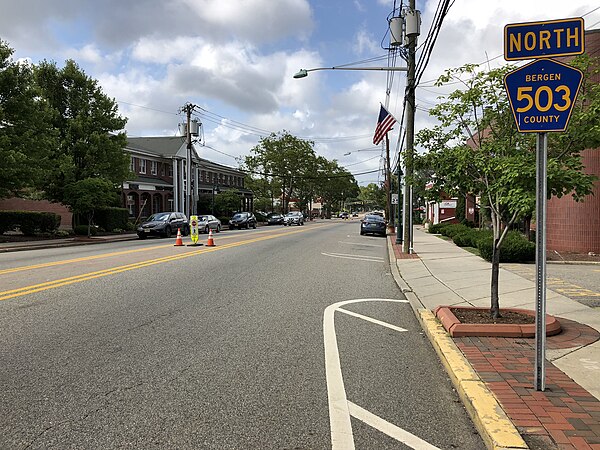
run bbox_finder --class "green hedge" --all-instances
[0,211,61,235]
[452,228,493,248]
[74,225,97,236]
[428,222,451,234]
[441,223,471,238]
[477,231,535,263]
[94,207,129,232]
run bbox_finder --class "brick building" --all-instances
[546,29,600,253]
[1,136,253,228]
[123,136,252,220]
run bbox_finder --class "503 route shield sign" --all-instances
[504,58,583,133]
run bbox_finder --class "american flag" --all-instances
[372,105,397,145]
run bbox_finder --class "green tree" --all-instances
[314,158,359,215]
[63,178,119,237]
[0,40,55,199]
[215,190,241,217]
[358,183,385,211]
[245,131,315,213]
[33,59,130,206]
[415,60,599,318]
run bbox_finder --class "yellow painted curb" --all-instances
[418,309,528,450]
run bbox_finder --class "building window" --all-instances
[167,163,173,177]
[201,170,205,182]
[208,172,212,183]
[130,157,136,173]
[140,159,146,174]
[151,161,157,175]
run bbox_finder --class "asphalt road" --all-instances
[0,222,483,449]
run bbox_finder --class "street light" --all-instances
[293,65,408,79]
[293,62,409,246]
[343,147,381,156]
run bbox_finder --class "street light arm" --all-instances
[293,66,408,78]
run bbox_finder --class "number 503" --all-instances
[516,85,572,113]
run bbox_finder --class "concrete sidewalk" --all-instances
[389,227,600,449]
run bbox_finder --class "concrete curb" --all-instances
[418,309,528,450]
[0,235,139,253]
[386,237,528,450]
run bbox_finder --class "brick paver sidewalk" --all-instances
[389,234,419,259]
[455,319,600,449]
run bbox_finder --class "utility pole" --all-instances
[385,134,392,230]
[179,103,199,218]
[403,1,418,254]
[185,104,192,219]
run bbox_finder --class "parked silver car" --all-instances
[283,211,304,226]
[197,215,221,233]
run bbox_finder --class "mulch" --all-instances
[452,308,536,325]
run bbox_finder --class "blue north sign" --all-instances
[504,18,584,61]
[504,58,583,133]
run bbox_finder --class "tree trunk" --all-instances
[87,212,93,238]
[524,215,532,241]
[490,238,502,319]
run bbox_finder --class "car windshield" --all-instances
[365,215,384,222]
[199,216,208,221]
[233,213,247,219]
[147,213,169,221]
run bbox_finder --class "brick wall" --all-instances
[546,30,600,253]
[0,198,72,230]
[547,148,600,253]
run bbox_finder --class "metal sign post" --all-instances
[534,133,548,391]
[503,16,584,391]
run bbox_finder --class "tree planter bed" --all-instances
[433,305,562,338]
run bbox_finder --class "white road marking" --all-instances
[338,241,384,248]
[337,307,408,333]
[325,298,423,449]
[348,401,440,450]
[322,252,384,262]
[324,301,355,448]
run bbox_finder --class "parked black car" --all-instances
[266,213,284,225]
[360,214,387,237]
[229,212,257,229]
[137,212,189,239]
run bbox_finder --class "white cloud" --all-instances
[353,29,380,55]
[3,0,600,181]
[180,0,313,43]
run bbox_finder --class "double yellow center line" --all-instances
[0,225,326,302]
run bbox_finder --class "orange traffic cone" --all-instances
[174,228,184,246]
[206,229,216,247]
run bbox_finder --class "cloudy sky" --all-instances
[2,0,599,185]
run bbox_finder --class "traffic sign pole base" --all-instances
[187,243,203,247]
